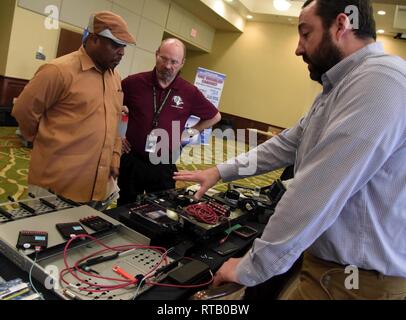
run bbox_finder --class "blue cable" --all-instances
[133,278,145,300]
[28,252,44,300]
[132,247,174,300]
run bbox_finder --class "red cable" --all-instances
[60,234,168,293]
[185,203,218,224]
[60,235,215,295]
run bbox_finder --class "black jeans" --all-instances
[117,152,177,206]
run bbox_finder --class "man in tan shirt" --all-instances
[12,11,136,209]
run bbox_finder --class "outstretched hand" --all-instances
[212,257,241,287]
[173,166,221,200]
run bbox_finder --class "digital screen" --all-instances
[73,226,83,231]
[35,236,46,241]
[144,210,166,220]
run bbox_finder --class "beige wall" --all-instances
[378,35,406,60]
[5,4,82,80]
[0,0,16,76]
[4,4,406,126]
[182,22,406,128]
[4,0,169,81]
[182,21,321,128]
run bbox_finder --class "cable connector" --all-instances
[63,289,78,300]
[112,265,136,282]
[135,274,145,287]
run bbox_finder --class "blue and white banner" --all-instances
[186,67,226,145]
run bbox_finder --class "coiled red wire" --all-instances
[185,203,218,224]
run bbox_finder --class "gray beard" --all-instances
[157,71,175,85]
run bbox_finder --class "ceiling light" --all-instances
[247,15,253,19]
[377,10,386,15]
[377,29,385,34]
[273,0,292,12]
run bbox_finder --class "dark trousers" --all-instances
[117,152,177,206]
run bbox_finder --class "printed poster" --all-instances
[185,67,226,145]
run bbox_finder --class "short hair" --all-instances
[303,0,376,40]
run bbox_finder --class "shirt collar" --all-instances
[152,67,181,90]
[78,45,114,75]
[322,42,385,94]
[78,45,97,71]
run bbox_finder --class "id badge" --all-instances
[145,133,158,153]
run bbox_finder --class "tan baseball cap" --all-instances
[88,11,136,46]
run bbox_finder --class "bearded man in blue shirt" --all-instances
[174,0,406,300]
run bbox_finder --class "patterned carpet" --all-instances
[0,126,282,204]
[0,127,31,203]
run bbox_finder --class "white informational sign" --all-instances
[185,67,226,145]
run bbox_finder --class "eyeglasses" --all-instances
[157,54,182,67]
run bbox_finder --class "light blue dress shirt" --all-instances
[217,43,406,286]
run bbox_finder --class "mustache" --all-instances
[158,68,172,74]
